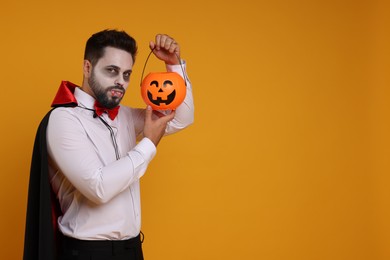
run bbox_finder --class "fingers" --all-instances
[154,34,179,54]
[161,110,176,123]
[145,105,153,123]
[149,41,156,50]
[143,106,176,147]
[152,110,165,118]
[146,106,175,123]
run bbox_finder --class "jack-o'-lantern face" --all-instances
[147,79,176,106]
[141,72,186,110]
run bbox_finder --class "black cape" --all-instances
[23,81,78,260]
[23,109,60,260]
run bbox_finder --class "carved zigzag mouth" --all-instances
[147,90,176,105]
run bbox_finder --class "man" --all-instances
[24,30,194,260]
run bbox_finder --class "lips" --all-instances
[110,89,124,98]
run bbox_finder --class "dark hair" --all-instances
[84,29,138,66]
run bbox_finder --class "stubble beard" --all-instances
[89,73,125,109]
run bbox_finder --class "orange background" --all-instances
[0,0,389,259]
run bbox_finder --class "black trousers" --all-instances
[59,234,144,260]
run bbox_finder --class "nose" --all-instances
[115,76,126,87]
[115,80,124,87]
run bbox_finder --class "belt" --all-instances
[61,234,142,256]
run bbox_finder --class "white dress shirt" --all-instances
[47,63,194,240]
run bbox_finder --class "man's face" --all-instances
[88,47,133,108]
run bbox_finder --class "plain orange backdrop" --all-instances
[0,0,389,259]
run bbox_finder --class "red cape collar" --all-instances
[51,81,79,107]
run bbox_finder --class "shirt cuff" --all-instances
[166,60,186,74]
[166,61,191,87]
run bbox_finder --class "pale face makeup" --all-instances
[86,47,134,108]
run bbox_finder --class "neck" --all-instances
[81,79,96,99]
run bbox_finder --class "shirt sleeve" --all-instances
[47,108,156,205]
[165,61,195,134]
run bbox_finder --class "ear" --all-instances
[83,60,92,77]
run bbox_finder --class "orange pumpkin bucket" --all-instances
[140,48,186,110]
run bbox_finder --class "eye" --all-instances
[107,68,118,75]
[151,80,159,87]
[163,80,173,87]
[123,72,131,82]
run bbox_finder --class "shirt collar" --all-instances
[74,87,96,110]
